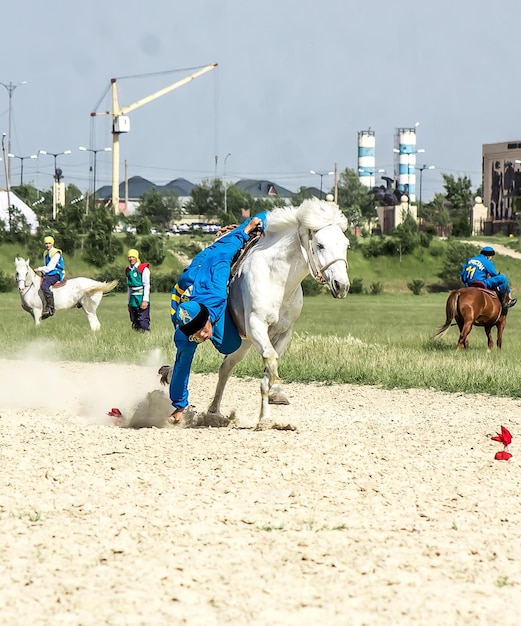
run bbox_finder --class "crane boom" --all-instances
[120,63,217,116]
[98,62,218,212]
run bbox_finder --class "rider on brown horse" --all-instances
[460,246,516,314]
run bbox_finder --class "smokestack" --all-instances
[358,130,376,188]
[394,127,418,202]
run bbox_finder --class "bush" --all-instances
[139,235,166,266]
[361,237,386,258]
[438,241,480,289]
[349,277,364,294]
[152,271,180,293]
[55,226,81,255]
[369,281,383,295]
[84,233,122,267]
[95,265,127,292]
[124,232,138,249]
[301,275,324,296]
[0,270,16,292]
[407,279,425,295]
[95,266,181,294]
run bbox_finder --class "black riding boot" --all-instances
[500,291,516,314]
[41,290,55,320]
[500,291,508,315]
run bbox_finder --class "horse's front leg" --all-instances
[266,327,296,405]
[32,306,42,326]
[207,341,251,416]
[496,318,506,350]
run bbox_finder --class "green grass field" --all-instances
[2,290,521,399]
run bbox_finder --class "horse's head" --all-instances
[295,199,350,298]
[14,257,33,291]
[307,224,350,298]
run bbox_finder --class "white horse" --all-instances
[161,198,350,428]
[15,256,118,331]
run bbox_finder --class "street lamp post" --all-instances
[0,80,27,184]
[416,164,435,216]
[79,146,112,213]
[1,134,11,225]
[8,153,37,185]
[310,170,334,200]
[223,152,231,213]
[39,149,72,219]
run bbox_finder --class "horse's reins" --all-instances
[298,227,347,285]
[16,270,37,297]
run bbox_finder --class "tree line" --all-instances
[0,168,482,292]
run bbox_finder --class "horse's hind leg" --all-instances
[81,294,102,331]
[457,321,472,351]
[207,341,251,416]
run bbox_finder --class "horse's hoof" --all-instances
[271,422,297,431]
[202,412,232,428]
[268,392,290,405]
[158,365,171,386]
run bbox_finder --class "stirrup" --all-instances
[508,298,517,308]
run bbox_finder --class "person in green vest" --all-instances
[125,248,151,332]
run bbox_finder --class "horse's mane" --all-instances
[266,198,348,234]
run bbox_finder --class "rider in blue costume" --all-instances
[460,246,517,313]
[33,235,65,319]
[169,212,267,423]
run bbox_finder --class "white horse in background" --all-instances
[161,197,350,428]
[15,256,118,331]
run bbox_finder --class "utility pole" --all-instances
[0,81,27,188]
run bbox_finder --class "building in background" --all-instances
[482,140,521,234]
[0,190,38,232]
[97,176,194,215]
[234,179,293,201]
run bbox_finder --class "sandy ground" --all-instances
[1,358,521,625]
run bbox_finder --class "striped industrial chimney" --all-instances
[394,127,418,202]
[358,130,376,188]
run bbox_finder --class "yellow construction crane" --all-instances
[91,63,217,212]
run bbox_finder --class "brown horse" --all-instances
[434,287,507,351]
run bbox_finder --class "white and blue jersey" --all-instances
[461,254,509,294]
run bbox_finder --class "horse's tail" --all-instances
[434,290,459,339]
[84,279,118,296]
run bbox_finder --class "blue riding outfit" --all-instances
[35,235,65,319]
[169,212,267,411]
[38,246,65,291]
[460,247,509,295]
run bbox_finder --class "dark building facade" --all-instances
[482,141,521,232]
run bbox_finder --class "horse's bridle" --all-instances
[16,268,36,296]
[298,227,348,285]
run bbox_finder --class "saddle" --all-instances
[467,282,498,298]
[215,225,262,279]
[39,277,68,289]
[230,233,262,279]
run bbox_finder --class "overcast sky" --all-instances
[0,0,518,202]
